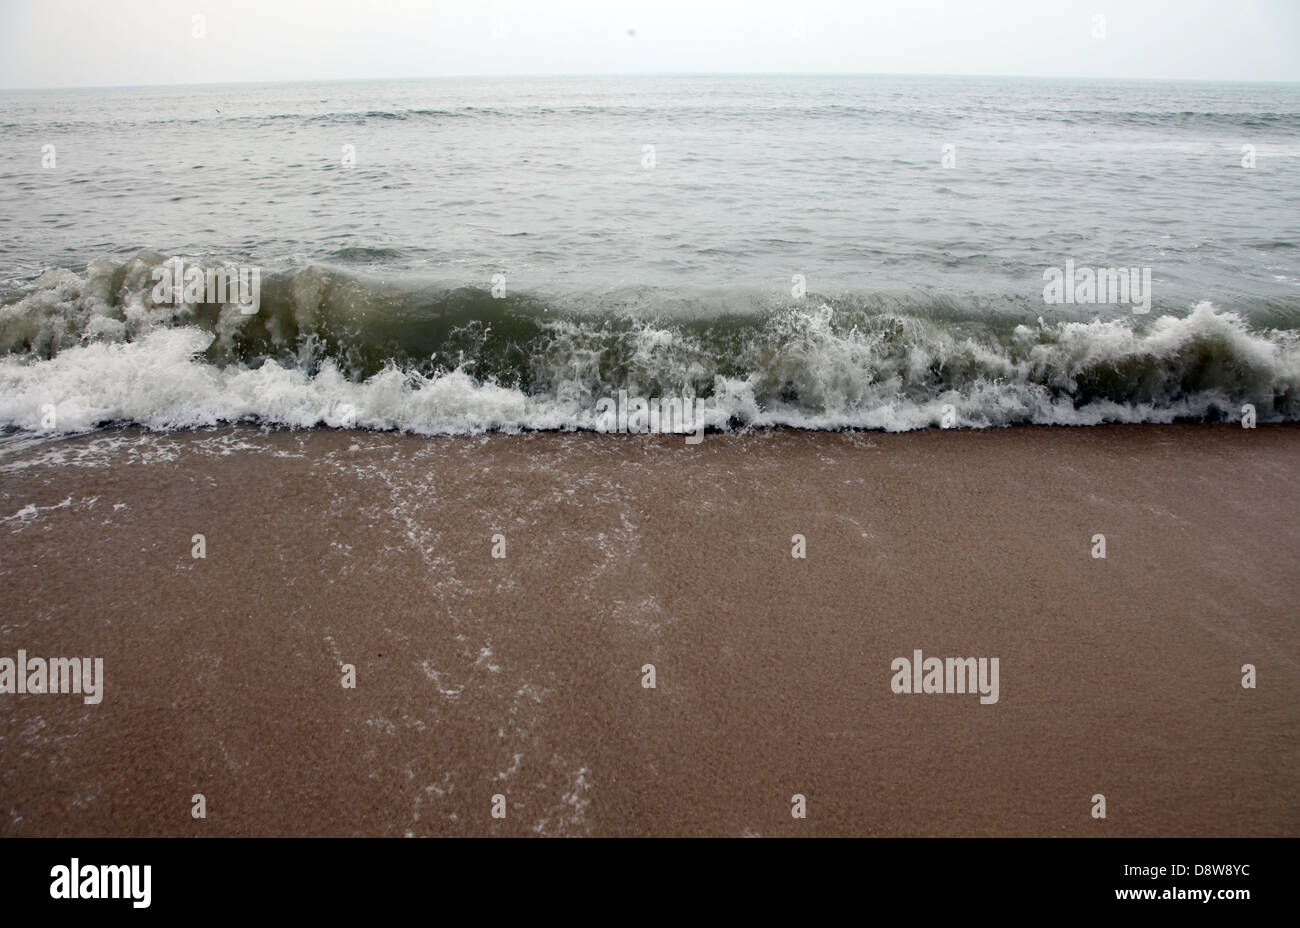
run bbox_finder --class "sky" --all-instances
[0,0,1297,89]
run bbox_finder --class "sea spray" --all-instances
[2,257,1298,435]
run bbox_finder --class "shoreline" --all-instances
[0,413,1286,441]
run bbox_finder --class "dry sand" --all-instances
[0,423,1296,836]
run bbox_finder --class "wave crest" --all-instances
[2,254,1297,434]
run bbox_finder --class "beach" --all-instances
[1,422,1295,837]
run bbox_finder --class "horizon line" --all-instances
[4,71,1300,93]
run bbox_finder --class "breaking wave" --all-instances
[1,252,1297,435]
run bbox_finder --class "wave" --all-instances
[11,104,1297,135]
[1,252,1297,435]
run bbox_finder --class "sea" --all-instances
[1,74,1298,434]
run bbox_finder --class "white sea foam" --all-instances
[1,280,1296,434]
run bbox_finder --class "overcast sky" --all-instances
[1,0,1297,89]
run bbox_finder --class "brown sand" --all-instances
[0,423,1296,837]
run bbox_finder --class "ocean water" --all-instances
[1,74,1298,434]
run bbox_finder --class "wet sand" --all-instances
[0,423,1297,836]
